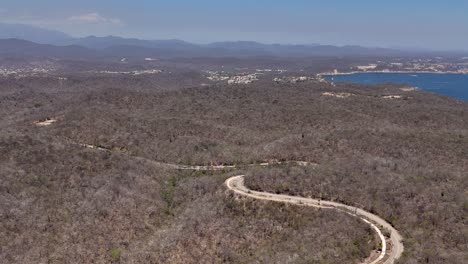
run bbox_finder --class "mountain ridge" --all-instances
[0,23,466,58]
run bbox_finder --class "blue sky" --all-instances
[1,0,467,50]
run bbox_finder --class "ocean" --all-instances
[323,73,468,101]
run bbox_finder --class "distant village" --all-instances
[206,69,329,85]
[325,57,468,75]
[1,56,467,80]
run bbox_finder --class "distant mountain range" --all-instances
[0,23,466,59]
[0,39,97,58]
[0,23,73,45]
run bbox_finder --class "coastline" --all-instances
[318,70,468,101]
[319,70,468,76]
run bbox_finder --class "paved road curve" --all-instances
[226,175,404,264]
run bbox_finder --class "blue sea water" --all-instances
[323,73,468,101]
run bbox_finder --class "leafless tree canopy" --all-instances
[1,60,467,263]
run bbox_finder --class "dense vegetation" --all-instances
[1,62,467,263]
[0,132,374,263]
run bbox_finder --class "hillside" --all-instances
[0,69,467,263]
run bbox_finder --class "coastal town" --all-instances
[205,71,260,84]
[324,57,468,75]
[1,56,467,82]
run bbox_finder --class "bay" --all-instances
[323,73,468,101]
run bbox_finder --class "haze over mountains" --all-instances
[0,23,466,59]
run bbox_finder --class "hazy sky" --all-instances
[1,0,467,50]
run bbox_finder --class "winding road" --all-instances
[226,175,404,264]
[76,141,403,263]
